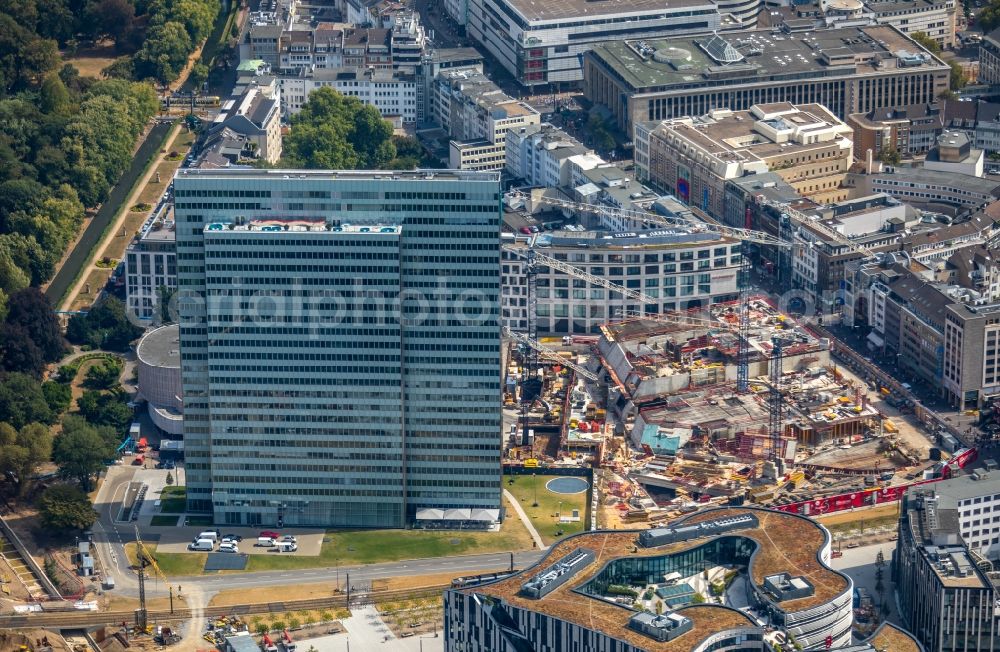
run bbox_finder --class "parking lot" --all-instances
[154,527,325,556]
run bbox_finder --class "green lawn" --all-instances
[245,519,532,572]
[505,474,590,545]
[150,515,180,526]
[125,542,207,577]
[158,486,186,513]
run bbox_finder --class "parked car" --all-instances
[275,541,298,553]
[257,537,276,547]
[221,534,242,543]
[188,539,214,551]
[219,542,239,553]
[259,530,280,539]
[280,535,297,543]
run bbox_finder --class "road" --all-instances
[44,122,173,307]
[91,465,543,601]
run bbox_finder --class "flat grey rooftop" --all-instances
[589,25,947,91]
[174,169,501,182]
[136,324,181,369]
[504,0,710,23]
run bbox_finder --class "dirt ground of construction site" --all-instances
[590,356,941,531]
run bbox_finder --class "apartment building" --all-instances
[895,477,1000,652]
[584,26,950,133]
[501,229,741,333]
[242,9,426,76]
[504,123,591,188]
[461,0,720,86]
[867,0,956,49]
[848,236,1000,410]
[981,27,1000,85]
[847,103,944,158]
[432,69,540,170]
[280,68,417,122]
[171,169,502,527]
[635,103,853,219]
[125,208,177,322]
[210,85,283,163]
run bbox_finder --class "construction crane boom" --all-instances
[517,193,791,248]
[133,526,173,632]
[504,327,599,382]
[503,245,659,305]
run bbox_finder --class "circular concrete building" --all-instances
[136,324,182,435]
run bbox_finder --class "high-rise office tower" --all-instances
[172,169,502,527]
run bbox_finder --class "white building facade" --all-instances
[502,230,741,333]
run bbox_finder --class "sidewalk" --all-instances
[60,124,185,312]
[503,489,547,551]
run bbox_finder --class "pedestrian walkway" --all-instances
[296,605,437,651]
[504,489,547,551]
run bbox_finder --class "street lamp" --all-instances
[532,473,539,508]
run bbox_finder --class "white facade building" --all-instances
[462,0,720,86]
[280,69,417,121]
[505,123,591,188]
[125,206,177,322]
[502,230,741,333]
[433,68,540,170]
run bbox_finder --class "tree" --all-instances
[134,21,193,84]
[67,296,142,351]
[85,358,122,389]
[0,324,45,376]
[189,63,208,90]
[38,483,98,530]
[41,381,71,413]
[53,415,112,489]
[3,288,66,363]
[878,148,902,166]
[0,373,53,428]
[165,471,173,486]
[0,422,53,496]
[87,0,136,47]
[909,31,942,55]
[40,73,71,114]
[950,60,967,91]
[76,390,132,430]
[282,88,395,170]
[350,105,395,168]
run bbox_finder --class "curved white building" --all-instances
[716,0,762,28]
[136,324,182,436]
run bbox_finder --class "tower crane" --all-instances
[133,525,174,632]
[509,192,791,393]
[502,243,656,402]
[503,327,599,382]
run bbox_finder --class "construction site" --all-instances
[503,294,944,531]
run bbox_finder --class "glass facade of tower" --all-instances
[172,170,502,527]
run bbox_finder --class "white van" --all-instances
[197,531,219,542]
[188,539,214,551]
[257,537,276,547]
[275,541,298,553]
